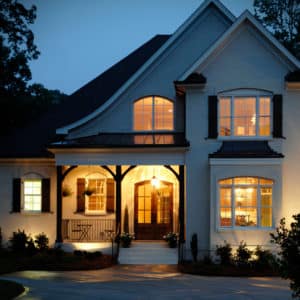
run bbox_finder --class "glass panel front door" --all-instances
[134,180,173,240]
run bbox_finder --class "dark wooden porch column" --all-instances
[179,165,185,243]
[56,165,63,243]
[115,165,122,235]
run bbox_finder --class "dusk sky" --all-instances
[23,0,254,95]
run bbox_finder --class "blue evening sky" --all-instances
[23,0,253,94]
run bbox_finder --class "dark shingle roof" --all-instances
[209,141,284,158]
[0,34,171,158]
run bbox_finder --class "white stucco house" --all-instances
[1,0,300,259]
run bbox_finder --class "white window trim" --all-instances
[84,175,107,215]
[218,90,273,140]
[133,96,175,132]
[21,178,42,213]
[217,177,274,230]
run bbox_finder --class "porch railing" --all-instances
[62,219,116,242]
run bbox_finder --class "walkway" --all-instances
[1,265,292,300]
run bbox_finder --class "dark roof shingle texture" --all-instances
[0,35,170,158]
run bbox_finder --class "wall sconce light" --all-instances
[151,175,160,188]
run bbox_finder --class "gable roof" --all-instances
[57,0,236,134]
[0,34,170,158]
[178,10,300,80]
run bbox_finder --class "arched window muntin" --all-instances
[133,95,174,131]
[218,89,273,138]
[218,176,273,229]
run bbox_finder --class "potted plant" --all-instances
[62,185,72,197]
[119,232,134,248]
[163,232,178,248]
[84,186,95,196]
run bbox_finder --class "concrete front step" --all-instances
[118,241,178,264]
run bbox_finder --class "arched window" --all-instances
[219,177,273,228]
[133,96,174,131]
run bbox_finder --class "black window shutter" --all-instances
[77,178,85,212]
[273,94,283,138]
[106,178,115,213]
[208,95,218,138]
[42,178,51,212]
[12,178,21,212]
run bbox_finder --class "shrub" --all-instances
[270,214,300,298]
[35,233,49,251]
[163,232,178,248]
[119,232,134,248]
[254,246,277,269]
[26,238,37,256]
[235,241,252,265]
[190,233,198,262]
[9,229,28,253]
[216,241,232,265]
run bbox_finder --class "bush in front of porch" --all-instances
[0,229,116,275]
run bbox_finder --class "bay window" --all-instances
[219,177,273,228]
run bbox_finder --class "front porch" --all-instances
[56,165,185,249]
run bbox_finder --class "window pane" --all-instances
[234,177,258,185]
[234,97,256,136]
[134,97,153,130]
[260,97,271,115]
[24,180,42,211]
[220,188,231,206]
[259,116,270,136]
[259,98,271,136]
[261,188,272,206]
[235,208,257,226]
[86,179,106,212]
[220,118,231,136]
[235,187,257,207]
[219,178,233,185]
[154,97,174,130]
[220,98,231,117]
[260,178,273,185]
[261,207,272,227]
[220,208,232,226]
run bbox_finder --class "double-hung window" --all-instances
[85,178,106,214]
[219,93,271,138]
[23,179,42,212]
[219,177,273,229]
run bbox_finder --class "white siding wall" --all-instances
[184,21,300,252]
[0,161,57,246]
[67,6,232,139]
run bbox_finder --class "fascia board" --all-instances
[209,157,283,166]
[178,10,300,81]
[56,0,235,135]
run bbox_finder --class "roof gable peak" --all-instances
[179,7,300,80]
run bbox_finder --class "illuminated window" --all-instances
[85,178,106,214]
[23,180,42,212]
[219,95,271,137]
[219,177,273,228]
[134,96,174,131]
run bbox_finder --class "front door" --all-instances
[134,180,173,240]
